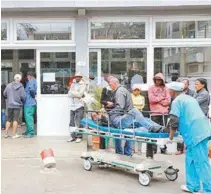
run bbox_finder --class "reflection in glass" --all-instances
[156,21,211,39]
[40,52,75,94]
[1,22,7,40]
[16,22,72,40]
[101,48,147,88]
[89,52,98,78]
[154,47,211,90]
[91,22,145,40]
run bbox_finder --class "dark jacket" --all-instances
[1,84,6,109]
[100,88,115,108]
[185,88,195,97]
[194,88,210,115]
[3,82,26,108]
[109,85,133,121]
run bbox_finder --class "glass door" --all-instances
[89,49,101,85]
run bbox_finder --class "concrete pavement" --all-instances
[1,128,188,194]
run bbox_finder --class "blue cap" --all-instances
[166,82,185,92]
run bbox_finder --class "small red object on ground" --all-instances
[40,149,56,168]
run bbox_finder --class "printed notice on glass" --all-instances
[43,73,55,82]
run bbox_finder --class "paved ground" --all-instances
[1,128,188,194]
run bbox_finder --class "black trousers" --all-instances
[69,107,84,139]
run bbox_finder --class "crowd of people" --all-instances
[1,70,211,193]
[1,72,37,138]
[68,72,211,192]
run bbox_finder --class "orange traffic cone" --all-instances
[40,149,56,168]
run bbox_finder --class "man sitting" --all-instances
[108,77,167,156]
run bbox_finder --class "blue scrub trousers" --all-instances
[186,138,211,193]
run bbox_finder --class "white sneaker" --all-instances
[12,134,21,139]
[4,134,9,138]
[181,185,201,193]
[67,137,76,142]
[75,138,82,143]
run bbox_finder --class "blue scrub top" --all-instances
[170,93,211,148]
[24,78,37,106]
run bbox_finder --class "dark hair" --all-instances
[27,71,36,76]
[182,78,189,84]
[196,78,209,91]
[171,75,178,81]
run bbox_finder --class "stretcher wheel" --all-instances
[165,168,178,181]
[138,172,151,186]
[83,159,92,171]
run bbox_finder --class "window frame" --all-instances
[36,49,76,97]
[14,19,75,44]
[153,15,211,42]
[88,17,149,43]
[1,20,10,44]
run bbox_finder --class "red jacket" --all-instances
[148,73,171,115]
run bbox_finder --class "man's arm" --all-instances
[68,83,86,98]
[112,90,126,112]
[148,88,165,104]
[20,87,26,102]
[160,88,171,106]
[3,86,8,98]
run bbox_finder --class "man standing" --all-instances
[166,82,211,193]
[3,74,26,138]
[67,72,86,143]
[182,79,195,97]
[23,72,37,138]
[176,78,195,155]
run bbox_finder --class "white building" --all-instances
[1,0,211,136]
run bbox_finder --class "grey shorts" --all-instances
[7,108,21,122]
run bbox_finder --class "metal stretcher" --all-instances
[75,110,180,186]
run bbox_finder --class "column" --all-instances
[75,16,89,78]
[12,50,19,74]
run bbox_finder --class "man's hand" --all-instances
[106,101,114,108]
[100,108,106,114]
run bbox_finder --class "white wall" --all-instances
[2,0,211,9]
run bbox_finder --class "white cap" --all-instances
[14,74,22,82]
[132,84,141,90]
[166,82,185,92]
[74,72,82,77]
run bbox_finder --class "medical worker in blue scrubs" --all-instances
[166,82,211,194]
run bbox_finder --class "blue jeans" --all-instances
[186,138,211,193]
[111,108,163,156]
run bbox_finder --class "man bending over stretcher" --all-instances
[107,77,168,156]
[166,82,211,193]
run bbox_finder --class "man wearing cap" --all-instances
[67,72,86,143]
[3,74,26,138]
[23,72,37,138]
[108,77,167,156]
[166,82,211,193]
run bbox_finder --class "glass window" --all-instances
[101,48,147,88]
[19,50,35,59]
[156,20,211,39]
[91,22,145,40]
[89,52,98,78]
[1,22,7,41]
[40,52,75,94]
[16,21,72,41]
[154,47,211,91]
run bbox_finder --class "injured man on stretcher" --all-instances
[91,77,170,156]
